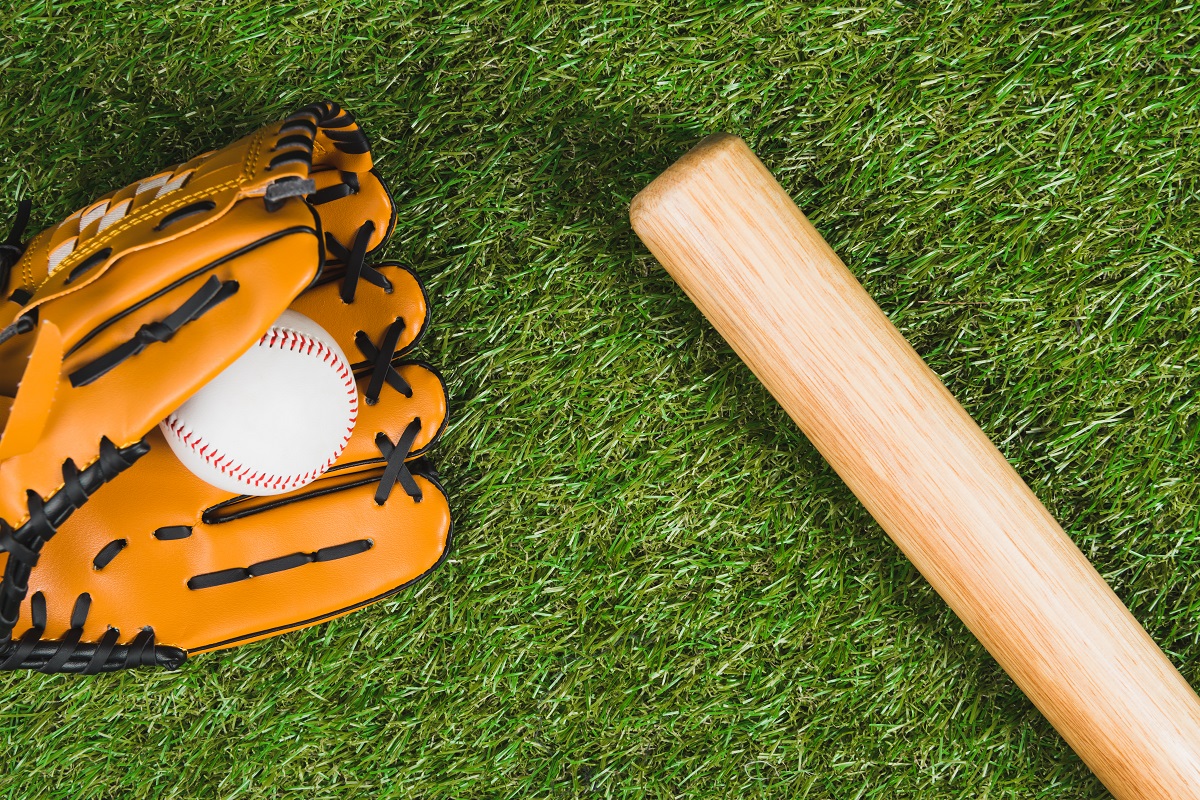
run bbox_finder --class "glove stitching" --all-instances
[35,122,289,293]
[41,178,242,287]
[14,115,305,301]
[20,229,49,292]
[244,127,264,181]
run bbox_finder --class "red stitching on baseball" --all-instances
[163,324,359,492]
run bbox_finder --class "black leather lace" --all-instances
[355,318,412,405]
[374,420,424,505]
[0,591,183,673]
[325,221,392,304]
[0,437,150,641]
[69,275,239,387]
[307,171,360,206]
[321,207,424,505]
[307,154,428,502]
[0,199,31,299]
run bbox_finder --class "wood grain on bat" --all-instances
[630,134,1200,800]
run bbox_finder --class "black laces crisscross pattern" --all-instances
[325,218,427,506]
[320,196,427,504]
[374,419,424,505]
[355,318,412,405]
[325,221,393,304]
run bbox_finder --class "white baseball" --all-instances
[160,309,358,496]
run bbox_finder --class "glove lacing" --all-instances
[313,182,426,508]
[0,437,182,673]
[0,100,422,673]
[0,590,178,674]
[0,199,31,298]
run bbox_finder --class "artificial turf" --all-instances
[1,2,1199,797]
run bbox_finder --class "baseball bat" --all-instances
[630,134,1200,799]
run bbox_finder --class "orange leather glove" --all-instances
[0,102,449,672]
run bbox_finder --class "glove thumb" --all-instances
[0,319,62,459]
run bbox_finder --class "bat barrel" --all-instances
[631,133,1200,799]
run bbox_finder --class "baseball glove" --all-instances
[0,102,450,673]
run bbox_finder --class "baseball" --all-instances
[160,309,358,496]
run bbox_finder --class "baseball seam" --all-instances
[162,325,359,493]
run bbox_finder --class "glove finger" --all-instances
[308,167,395,258]
[291,261,429,368]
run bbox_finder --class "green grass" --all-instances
[2,1,1200,797]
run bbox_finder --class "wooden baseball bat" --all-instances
[630,134,1200,798]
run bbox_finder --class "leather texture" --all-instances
[0,101,450,671]
[16,269,449,655]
